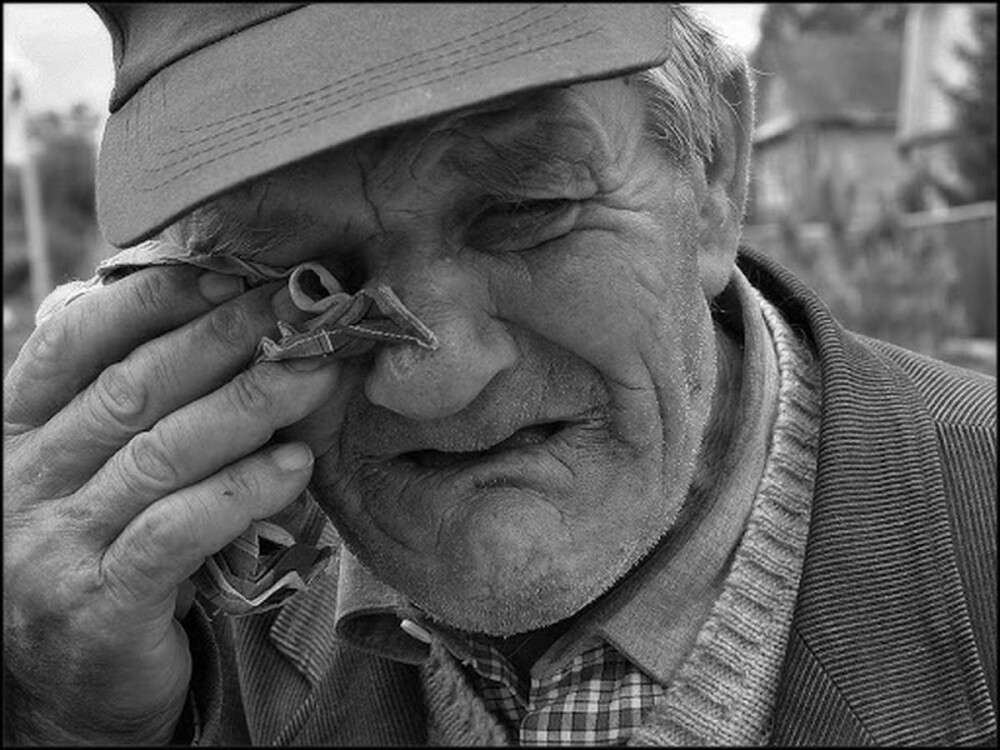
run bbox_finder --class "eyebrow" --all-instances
[442,109,602,199]
[175,95,606,258]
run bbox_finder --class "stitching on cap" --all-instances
[159,11,582,158]
[132,28,597,192]
[175,3,558,134]
[136,9,582,168]
[162,6,581,154]
[134,15,590,174]
[153,27,591,170]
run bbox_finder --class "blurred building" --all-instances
[743,4,995,368]
[748,5,906,226]
[897,3,986,209]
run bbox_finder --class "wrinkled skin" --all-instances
[2,73,749,743]
[3,276,343,743]
[227,78,749,635]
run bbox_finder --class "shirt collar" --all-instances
[332,549,430,665]
[329,268,782,684]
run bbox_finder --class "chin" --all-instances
[310,367,703,636]
[327,478,672,637]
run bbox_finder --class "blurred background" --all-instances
[3,3,996,376]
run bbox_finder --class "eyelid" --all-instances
[467,197,579,251]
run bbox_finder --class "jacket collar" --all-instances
[739,248,996,746]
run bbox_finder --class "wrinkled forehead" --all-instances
[199,78,635,247]
[351,80,624,180]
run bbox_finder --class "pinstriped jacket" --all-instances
[187,248,997,746]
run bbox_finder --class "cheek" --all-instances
[493,225,713,456]
[500,229,700,385]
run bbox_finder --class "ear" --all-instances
[695,60,754,299]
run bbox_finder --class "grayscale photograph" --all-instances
[3,4,996,746]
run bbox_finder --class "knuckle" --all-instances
[227,369,276,416]
[120,430,179,492]
[92,363,148,431]
[207,303,254,350]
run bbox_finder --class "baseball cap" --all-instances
[90,4,672,247]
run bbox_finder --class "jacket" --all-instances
[185,247,997,746]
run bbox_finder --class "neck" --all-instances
[693,324,747,500]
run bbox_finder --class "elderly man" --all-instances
[3,4,995,746]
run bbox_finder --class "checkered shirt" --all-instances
[458,638,665,745]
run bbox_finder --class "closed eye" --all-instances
[466,198,578,251]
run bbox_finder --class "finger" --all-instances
[4,266,247,433]
[20,283,291,496]
[101,442,314,606]
[75,359,339,540]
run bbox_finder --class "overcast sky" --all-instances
[4,4,764,116]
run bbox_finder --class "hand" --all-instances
[3,266,341,744]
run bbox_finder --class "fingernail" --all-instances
[272,443,313,471]
[199,272,245,303]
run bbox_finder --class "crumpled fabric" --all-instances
[35,239,437,616]
[254,261,437,363]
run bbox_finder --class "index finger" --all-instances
[4,265,246,432]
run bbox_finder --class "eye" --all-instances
[466,198,578,251]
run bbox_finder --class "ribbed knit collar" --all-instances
[331,269,782,684]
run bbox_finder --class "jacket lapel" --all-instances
[234,517,427,744]
[231,537,343,745]
[739,250,996,746]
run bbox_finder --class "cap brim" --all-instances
[96,4,670,247]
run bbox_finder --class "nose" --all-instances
[364,262,518,420]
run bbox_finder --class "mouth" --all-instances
[399,420,569,470]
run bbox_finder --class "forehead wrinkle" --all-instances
[360,87,606,200]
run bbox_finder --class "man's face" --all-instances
[216,77,721,635]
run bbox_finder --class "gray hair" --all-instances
[633,4,750,168]
[158,4,749,257]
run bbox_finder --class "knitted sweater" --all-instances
[417,293,822,746]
